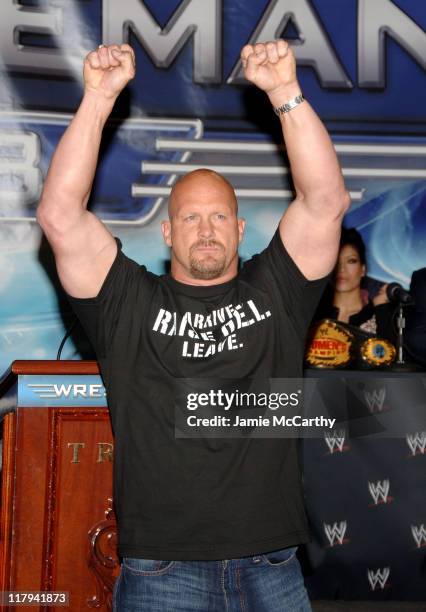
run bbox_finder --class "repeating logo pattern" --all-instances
[305,376,426,599]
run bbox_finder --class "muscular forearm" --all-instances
[37,91,115,228]
[241,39,348,218]
[269,83,348,213]
[242,40,350,278]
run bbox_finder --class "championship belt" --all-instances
[305,319,396,369]
[305,319,354,368]
[359,337,396,367]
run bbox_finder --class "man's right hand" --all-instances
[83,44,136,100]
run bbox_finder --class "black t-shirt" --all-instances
[68,230,327,560]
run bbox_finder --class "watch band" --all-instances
[273,93,305,116]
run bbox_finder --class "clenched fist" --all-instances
[83,44,136,100]
[241,40,300,106]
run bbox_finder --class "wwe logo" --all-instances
[368,479,392,505]
[323,521,348,546]
[368,567,390,590]
[364,388,386,413]
[324,430,347,453]
[411,525,426,548]
[406,432,426,456]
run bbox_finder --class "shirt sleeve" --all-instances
[66,239,150,359]
[241,229,329,336]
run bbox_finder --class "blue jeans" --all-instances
[112,546,312,611]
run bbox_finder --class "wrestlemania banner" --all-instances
[0,0,425,369]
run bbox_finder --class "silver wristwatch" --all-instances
[274,93,305,116]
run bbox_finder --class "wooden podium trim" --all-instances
[0,414,16,591]
[0,361,100,399]
[10,360,100,375]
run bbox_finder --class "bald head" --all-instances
[161,168,245,284]
[168,169,238,219]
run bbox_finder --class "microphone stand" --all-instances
[395,303,406,366]
[393,301,422,372]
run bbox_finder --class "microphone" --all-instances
[386,282,413,305]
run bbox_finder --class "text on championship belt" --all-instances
[305,319,354,368]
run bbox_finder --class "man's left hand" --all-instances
[241,40,299,104]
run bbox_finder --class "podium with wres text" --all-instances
[0,361,118,611]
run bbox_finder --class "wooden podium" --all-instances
[0,361,118,611]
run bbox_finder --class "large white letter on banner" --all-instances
[102,0,222,83]
[358,0,426,88]
[1,1,68,74]
[227,0,352,89]
[0,131,42,208]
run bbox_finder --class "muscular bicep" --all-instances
[42,209,117,298]
[279,198,342,280]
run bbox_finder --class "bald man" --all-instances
[38,41,350,612]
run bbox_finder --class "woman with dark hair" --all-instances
[315,227,395,340]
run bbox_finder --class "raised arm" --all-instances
[37,44,136,298]
[242,40,350,280]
